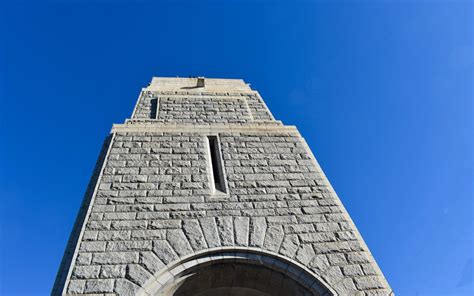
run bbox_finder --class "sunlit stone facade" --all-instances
[53,77,392,295]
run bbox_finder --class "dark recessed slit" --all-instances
[208,136,226,193]
[150,98,158,119]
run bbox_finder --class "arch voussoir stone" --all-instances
[166,229,193,257]
[198,217,221,248]
[182,219,208,251]
[233,216,250,246]
[115,278,143,296]
[249,216,267,248]
[263,225,285,252]
[279,233,300,258]
[139,251,165,274]
[152,240,178,265]
[215,216,234,246]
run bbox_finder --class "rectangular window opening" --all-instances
[207,136,227,194]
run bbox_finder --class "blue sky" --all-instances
[0,0,472,295]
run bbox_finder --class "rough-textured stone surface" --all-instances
[234,216,249,246]
[72,265,100,279]
[263,225,284,252]
[199,217,221,248]
[139,251,164,274]
[67,280,84,294]
[126,264,151,286]
[152,240,178,265]
[115,278,141,296]
[182,219,208,251]
[84,279,114,293]
[279,234,300,258]
[53,77,392,295]
[100,265,126,278]
[249,216,267,248]
[216,216,234,246]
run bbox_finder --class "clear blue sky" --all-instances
[0,0,472,295]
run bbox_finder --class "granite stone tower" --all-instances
[53,77,392,295]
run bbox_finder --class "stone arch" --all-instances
[139,247,336,296]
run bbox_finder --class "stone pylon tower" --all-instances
[53,77,392,296]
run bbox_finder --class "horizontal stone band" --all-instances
[111,123,299,134]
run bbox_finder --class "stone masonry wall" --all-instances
[157,97,252,123]
[59,131,392,295]
[132,92,274,123]
[54,78,392,296]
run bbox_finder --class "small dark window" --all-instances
[208,136,226,193]
[150,98,158,119]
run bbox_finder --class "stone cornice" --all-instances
[142,90,258,97]
[111,123,298,134]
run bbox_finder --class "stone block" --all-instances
[183,220,208,251]
[139,251,165,274]
[76,253,92,265]
[249,217,266,248]
[279,234,299,258]
[295,244,315,266]
[98,230,131,241]
[84,279,114,293]
[100,265,126,278]
[67,280,85,294]
[114,279,141,296]
[216,216,234,246]
[106,240,152,251]
[72,265,100,279]
[234,217,249,246]
[111,221,147,230]
[80,241,106,252]
[92,252,139,265]
[199,217,221,248]
[126,264,152,286]
[153,240,178,264]
[263,225,284,252]
[354,276,386,290]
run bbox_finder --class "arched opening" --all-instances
[143,248,334,296]
[159,261,313,296]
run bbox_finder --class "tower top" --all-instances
[146,76,252,92]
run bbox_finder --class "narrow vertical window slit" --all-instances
[207,136,226,194]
